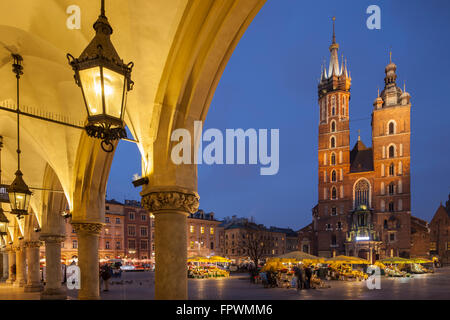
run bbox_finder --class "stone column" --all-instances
[0,252,3,280]
[40,235,66,300]
[24,241,43,292]
[2,250,8,280]
[142,190,199,300]
[72,222,102,300]
[6,246,15,284]
[14,245,26,287]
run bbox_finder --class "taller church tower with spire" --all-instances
[312,18,413,260]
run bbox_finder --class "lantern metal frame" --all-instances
[0,208,9,236]
[7,54,32,219]
[0,136,9,236]
[67,0,134,152]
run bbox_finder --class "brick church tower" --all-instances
[371,53,412,258]
[316,17,352,257]
[313,18,413,260]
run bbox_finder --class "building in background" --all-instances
[123,200,152,263]
[187,210,222,258]
[61,199,126,263]
[410,216,430,258]
[220,216,287,264]
[429,196,450,265]
[268,227,298,253]
[298,221,315,254]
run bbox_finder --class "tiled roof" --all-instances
[350,140,374,173]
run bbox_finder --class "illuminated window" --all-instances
[190,241,194,249]
[201,226,204,234]
[190,225,194,233]
[430,242,436,250]
[210,227,214,235]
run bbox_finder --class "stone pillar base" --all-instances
[13,279,26,287]
[40,287,67,300]
[5,278,15,284]
[78,293,101,300]
[24,283,43,292]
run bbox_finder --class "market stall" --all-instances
[325,256,370,281]
[187,256,230,279]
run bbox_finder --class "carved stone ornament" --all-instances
[25,240,42,248]
[71,222,103,235]
[39,234,65,243]
[142,191,200,214]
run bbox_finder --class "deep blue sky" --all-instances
[107,0,450,230]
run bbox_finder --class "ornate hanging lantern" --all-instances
[67,0,134,152]
[8,54,32,219]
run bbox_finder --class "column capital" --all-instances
[25,240,42,248]
[71,222,103,235]
[40,234,65,243]
[141,188,199,214]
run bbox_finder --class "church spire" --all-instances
[328,17,340,77]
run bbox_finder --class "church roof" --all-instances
[350,139,374,173]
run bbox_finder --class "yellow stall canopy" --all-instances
[209,256,232,263]
[187,256,210,263]
[380,257,412,264]
[410,258,433,264]
[326,255,370,264]
[276,251,321,261]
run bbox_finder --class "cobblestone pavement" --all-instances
[1,267,449,300]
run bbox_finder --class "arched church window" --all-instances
[354,179,370,207]
[330,137,336,148]
[389,145,395,158]
[388,182,395,195]
[388,202,395,212]
[389,163,395,176]
[331,187,337,200]
[331,96,336,116]
[331,153,336,165]
[388,121,395,135]
[331,170,337,182]
[331,234,337,245]
[331,121,336,132]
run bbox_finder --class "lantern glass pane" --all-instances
[79,67,103,116]
[103,67,125,120]
[9,191,29,212]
